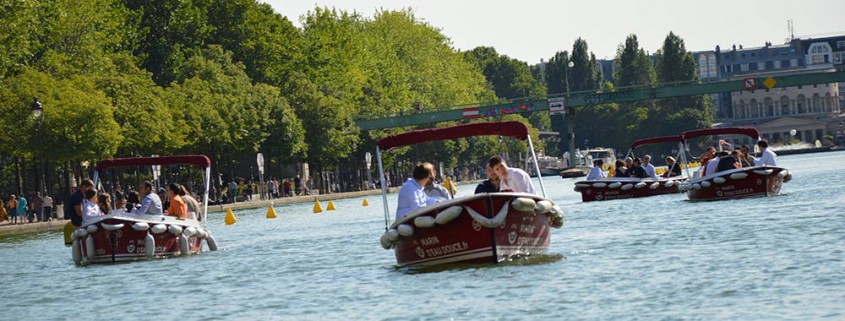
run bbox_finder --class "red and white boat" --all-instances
[70,155,217,265]
[574,135,688,202]
[678,127,791,201]
[375,121,564,267]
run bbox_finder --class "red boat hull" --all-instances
[574,178,686,202]
[386,193,560,267]
[684,166,788,201]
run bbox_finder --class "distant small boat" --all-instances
[559,167,588,179]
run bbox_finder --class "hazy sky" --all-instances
[263,0,845,63]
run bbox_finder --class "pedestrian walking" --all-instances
[42,193,53,221]
[7,195,17,224]
[32,192,43,222]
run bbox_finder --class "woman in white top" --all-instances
[82,189,102,221]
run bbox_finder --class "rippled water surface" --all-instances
[2,152,844,320]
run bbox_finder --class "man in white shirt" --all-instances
[586,159,605,181]
[754,140,778,166]
[642,155,658,179]
[396,163,439,220]
[489,156,535,194]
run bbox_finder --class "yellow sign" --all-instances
[763,77,777,89]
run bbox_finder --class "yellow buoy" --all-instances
[63,222,75,245]
[362,199,369,207]
[225,209,237,225]
[326,200,336,211]
[266,203,277,219]
[313,200,323,213]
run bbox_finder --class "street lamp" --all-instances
[789,129,797,144]
[565,61,577,168]
[31,97,43,117]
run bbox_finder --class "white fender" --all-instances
[649,182,660,190]
[71,239,82,265]
[386,229,400,241]
[592,182,607,188]
[608,182,622,189]
[206,234,218,251]
[692,183,702,190]
[730,172,748,180]
[634,182,646,189]
[76,228,88,238]
[397,224,414,237]
[782,171,792,183]
[701,181,712,188]
[86,225,98,234]
[380,232,393,249]
[183,227,197,237]
[168,225,183,235]
[713,177,726,184]
[754,169,774,175]
[435,206,463,225]
[664,180,675,187]
[178,234,189,256]
[511,197,536,212]
[101,223,124,232]
[145,233,155,257]
[132,222,150,231]
[194,228,207,239]
[535,200,553,214]
[151,224,167,234]
[575,183,591,188]
[85,235,96,261]
[464,200,511,228]
[71,230,78,240]
[414,216,436,228]
[620,184,633,190]
[549,205,564,229]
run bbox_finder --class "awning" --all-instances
[630,135,683,150]
[96,155,211,171]
[681,127,760,141]
[377,121,529,151]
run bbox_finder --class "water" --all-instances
[2,152,844,320]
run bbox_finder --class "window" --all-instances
[766,61,774,69]
[741,64,749,72]
[838,40,845,49]
[834,52,844,64]
[792,58,799,66]
[774,60,781,68]
[749,63,757,71]
[782,59,791,67]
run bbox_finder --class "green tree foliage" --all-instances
[464,46,546,99]
[614,34,657,88]
[0,0,38,78]
[651,32,713,134]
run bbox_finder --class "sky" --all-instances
[262,0,845,64]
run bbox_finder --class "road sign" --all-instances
[256,153,265,174]
[763,77,777,89]
[462,107,480,119]
[548,97,566,115]
[743,78,757,90]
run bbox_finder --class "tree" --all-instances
[614,34,656,88]
[652,32,713,134]
[464,46,546,100]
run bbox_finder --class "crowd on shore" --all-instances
[0,192,55,225]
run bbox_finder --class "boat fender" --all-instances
[101,223,124,232]
[592,182,607,188]
[206,235,218,251]
[634,182,646,189]
[397,224,414,237]
[713,177,726,184]
[575,183,591,188]
[183,227,197,237]
[664,180,675,188]
[85,235,96,261]
[86,225,98,234]
[535,200,553,214]
[379,233,393,249]
[168,225,183,235]
[71,239,82,265]
[649,182,660,190]
[754,169,773,175]
[435,206,463,225]
[145,233,155,258]
[464,200,510,228]
[132,222,150,231]
[414,216,436,228]
[386,229,400,242]
[77,228,88,238]
[71,230,78,240]
[549,206,564,229]
[608,182,622,189]
[692,183,702,190]
[151,224,167,234]
[783,171,792,183]
[178,235,189,256]
[730,172,748,180]
[701,181,712,188]
[511,197,536,212]
[620,184,633,191]
[193,228,206,239]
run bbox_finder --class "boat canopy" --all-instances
[681,127,760,141]
[377,121,529,151]
[95,155,211,171]
[630,135,683,150]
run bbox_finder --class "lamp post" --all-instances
[565,61,577,168]
[31,97,43,193]
[789,129,797,144]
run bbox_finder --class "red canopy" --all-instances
[378,121,529,151]
[96,155,211,171]
[681,127,760,141]
[630,135,683,150]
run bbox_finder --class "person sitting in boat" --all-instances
[629,158,647,178]
[754,140,778,166]
[613,160,628,178]
[698,146,717,176]
[166,183,187,220]
[717,150,741,172]
[424,175,452,202]
[661,156,683,177]
[489,156,535,194]
[704,151,725,176]
[396,163,439,220]
[586,159,605,181]
[131,181,163,215]
[179,185,202,220]
[739,145,755,167]
[82,189,102,221]
[642,155,658,179]
[475,165,500,194]
[97,192,112,215]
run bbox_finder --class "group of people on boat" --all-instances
[67,179,202,226]
[586,154,681,181]
[395,156,536,220]
[700,140,778,177]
